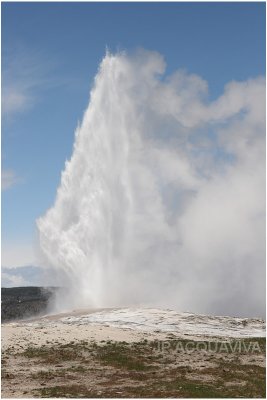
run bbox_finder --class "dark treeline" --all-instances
[1,287,57,322]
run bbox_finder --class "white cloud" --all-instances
[1,271,28,287]
[2,46,56,118]
[1,169,19,191]
[1,88,30,116]
[2,55,36,117]
[1,265,54,287]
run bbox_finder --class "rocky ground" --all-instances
[1,308,266,398]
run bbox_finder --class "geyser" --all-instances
[37,50,265,317]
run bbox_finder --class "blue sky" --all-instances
[2,2,265,267]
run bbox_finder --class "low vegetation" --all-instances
[2,338,266,398]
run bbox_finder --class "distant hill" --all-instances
[1,286,58,322]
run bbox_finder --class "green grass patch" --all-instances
[35,384,99,398]
[22,345,85,364]
[96,342,152,371]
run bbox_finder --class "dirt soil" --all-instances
[1,310,266,398]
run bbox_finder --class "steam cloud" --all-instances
[37,50,265,317]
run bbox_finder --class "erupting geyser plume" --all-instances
[37,50,265,316]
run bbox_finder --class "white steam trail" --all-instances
[37,50,265,316]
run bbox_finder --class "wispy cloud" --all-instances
[1,271,28,287]
[1,87,30,116]
[1,169,20,191]
[1,46,60,191]
[2,45,57,118]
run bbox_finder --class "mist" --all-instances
[37,50,265,317]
